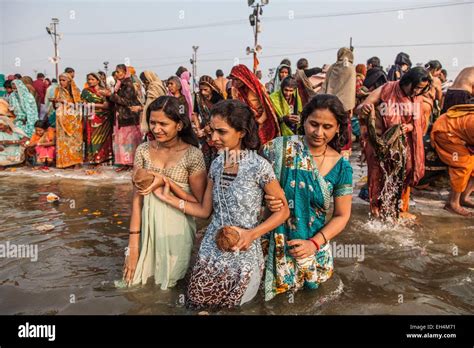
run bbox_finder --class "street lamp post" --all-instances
[190,46,199,93]
[46,18,60,81]
[103,61,109,76]
[247,0,268,73]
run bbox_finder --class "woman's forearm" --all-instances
[128,190,143,246]
[164,195,212,219]
[314,214,350,244]
[168,180,199,203]
[249,205,290,240]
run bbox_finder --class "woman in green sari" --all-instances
[261,94,353,301]
[269,76,303,136]
[81,73,113,165]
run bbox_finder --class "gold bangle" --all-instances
[129,230,141,234]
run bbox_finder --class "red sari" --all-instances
[229,65,280,144]
[366,81,425,213]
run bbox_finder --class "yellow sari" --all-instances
[55,73,83,168]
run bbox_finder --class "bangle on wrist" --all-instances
[309,238,320,251]
[319,231,328,244]
[129,230,140,234]
[178,199,186,214]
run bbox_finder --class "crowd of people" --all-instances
[1,49,473,309]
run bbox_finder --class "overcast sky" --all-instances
[1,0,473,86]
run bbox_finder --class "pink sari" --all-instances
[179,71,193,119]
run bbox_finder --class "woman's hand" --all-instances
[153,177,174,204]
[130,105,142,113]
[264,194,284,212]
[137,173,164,195]
[287,239,317,259]
[229,226,256,252]
[401,123,414,134]
[361,103,375,116]
[123,245,139,285]
[100,90,112,97]
[288,115,300,124]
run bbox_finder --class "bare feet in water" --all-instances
[399,212,417,220]
[460,198,474,209]
[444,204,473,217]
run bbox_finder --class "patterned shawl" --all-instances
[9,79,39,137]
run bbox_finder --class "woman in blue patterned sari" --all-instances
[261,94,353,301]
[154,99,290,309]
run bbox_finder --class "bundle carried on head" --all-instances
[215,226,240,252]
[132,168,155,191]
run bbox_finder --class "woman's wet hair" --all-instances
[146,96,198,147]
[424,60,442,72]
[399,67,432,94]
[300,94,349,153]
[34,119,49,130]
[280,76,297,90]
[210,99,260,151]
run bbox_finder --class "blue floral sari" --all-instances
[261,135,353,301]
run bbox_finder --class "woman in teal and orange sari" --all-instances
[269,76,303,136]
[261,94,353,301]
[81,73,113,165]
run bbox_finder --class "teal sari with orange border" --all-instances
[261,135,353,301]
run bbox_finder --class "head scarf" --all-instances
[179,70,193,119]
[321,47,356,111]
[56,73,82,103]
[85,72,106,92]
[9,79,39,137]
[270,64,292,94]
[229,64,280,143]
[356,64,367,77]
[198,75,224,103]
[140,71,168,133]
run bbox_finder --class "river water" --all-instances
[0,173,472,315]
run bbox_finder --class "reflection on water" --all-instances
[0,176,472,315]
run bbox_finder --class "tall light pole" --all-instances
[247,0,268,73]
[190,46,199,93]
[46,18,60,81]
[103,61,109,76]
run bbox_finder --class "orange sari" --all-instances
[431,105,474,193]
